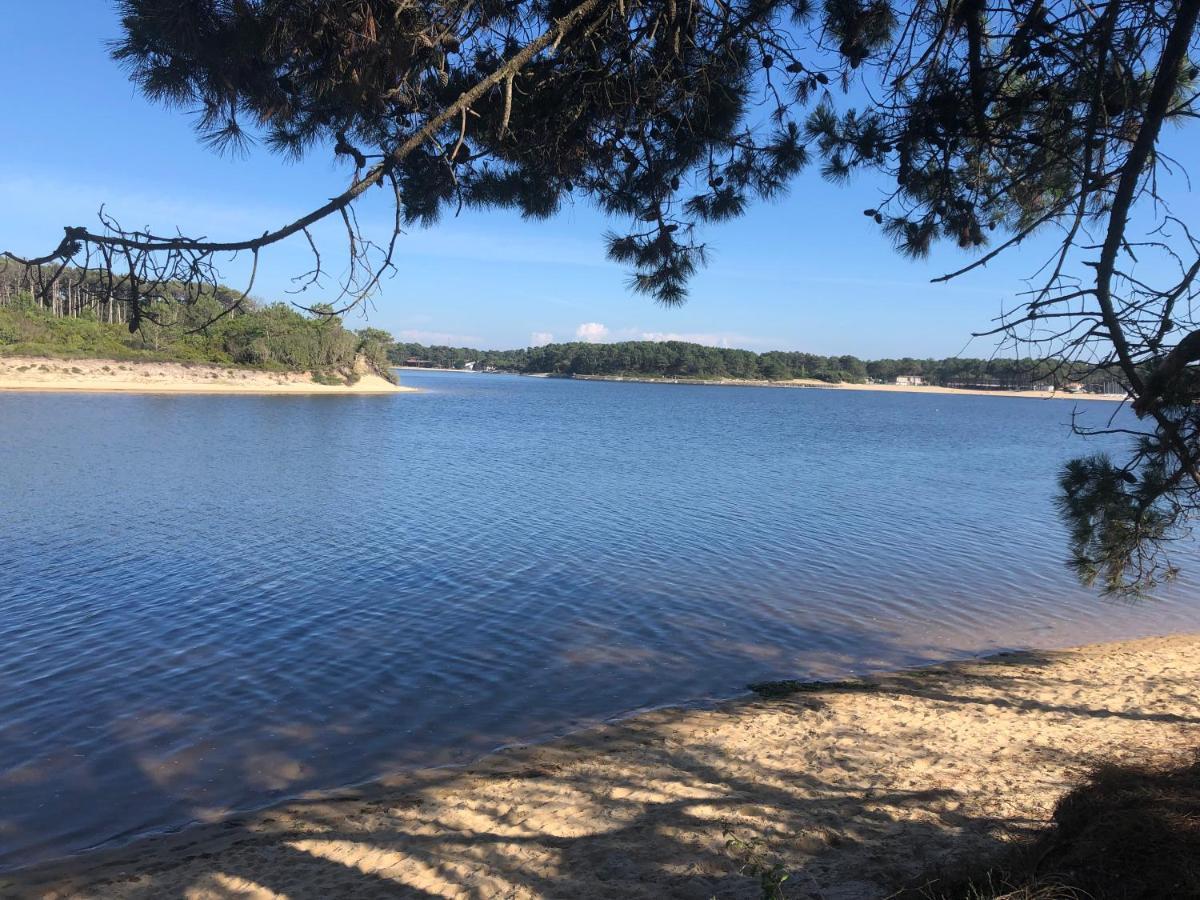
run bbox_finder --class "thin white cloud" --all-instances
[396,329,483,345]
[530,331,554,346]
[708,264,1009,297]
[595,327,771,349]
[635,330,767,349]
[0,174,295,238]
[389,227,607,269]
[0,174,612,275]
[575,322,609,342]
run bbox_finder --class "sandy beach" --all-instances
[5,633,1197,899]
[0,357,416,394]
[794,379,1126,401]
[565,373,1128,401]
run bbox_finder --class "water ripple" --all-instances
[1,371,1199,869]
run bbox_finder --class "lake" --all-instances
[2,369,1199,870]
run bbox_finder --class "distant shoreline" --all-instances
[563,373,1129,400]
[0,356,416,395]
[401,365,1126,401]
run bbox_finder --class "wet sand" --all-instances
[5,633,1197,899]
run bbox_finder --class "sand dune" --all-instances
[0,357,415,394]
[5,634,1198,899]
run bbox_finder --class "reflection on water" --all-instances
[1,369,1198,869]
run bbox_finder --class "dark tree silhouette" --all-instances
[809,0,1200,594]
[3,0,1200,593]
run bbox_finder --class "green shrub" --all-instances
[0,297,395,378]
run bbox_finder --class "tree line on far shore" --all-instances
[390,340,1115,390]
[0,263,1114,390]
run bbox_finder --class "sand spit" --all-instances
[565,373,1128,401]
[0,357,416,394]
[5,634,1198,899]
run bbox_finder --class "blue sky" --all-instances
[1,2,1189,357]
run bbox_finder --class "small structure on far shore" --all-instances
[894,374,926,386]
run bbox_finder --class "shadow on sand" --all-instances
[4,638,1198,899]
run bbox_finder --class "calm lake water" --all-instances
[3,369,1200,869]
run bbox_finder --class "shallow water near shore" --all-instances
[2,368,1199,870]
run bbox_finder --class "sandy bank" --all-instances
[567,372,1127,401]
[0,356,416,395]
[6,633,1198,899]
